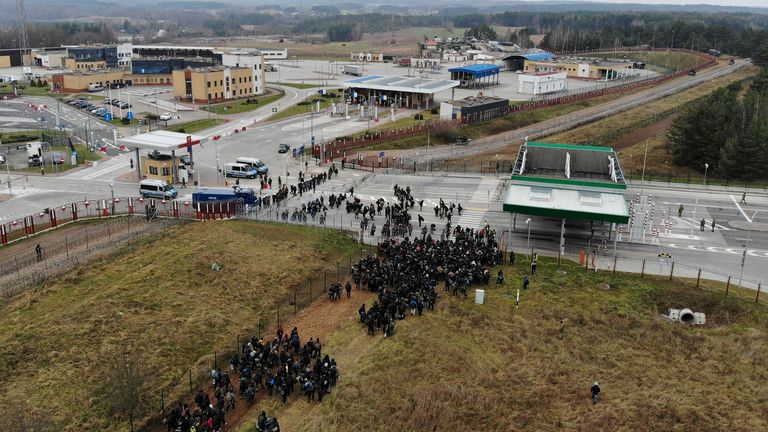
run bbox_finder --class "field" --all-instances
[203,91,285,115]
[542,65,759,176]
[16,143,101,173]
[267,89,343,122]
[166,118,226,133]
[246,256,768,432]
[0,221,360,431]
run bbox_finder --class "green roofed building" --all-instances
[503,141,629,254]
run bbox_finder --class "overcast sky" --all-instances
[569,0,768,7]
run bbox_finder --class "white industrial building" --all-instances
[220,49,266,95]
[260,48,288,60]
[116,43,133,68]
[518,72,567,95]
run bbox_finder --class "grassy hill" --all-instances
[248,256,768,432]
[0,221,360,431]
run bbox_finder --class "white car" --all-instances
[159,113,173,121]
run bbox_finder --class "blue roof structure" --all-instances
[345,75,383,83]
[448,64,501,78]
[515,52,557,61]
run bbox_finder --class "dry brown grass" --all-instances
[0,221,359,431]
[242,257,768,432]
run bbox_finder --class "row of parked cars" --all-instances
[224,157,269,179]
[67,97,132,120]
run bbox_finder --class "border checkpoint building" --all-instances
[503,142,630,256]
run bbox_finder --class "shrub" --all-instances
[29,80,37,87]
[430,107,439,115]
[414,114,424,120]
[146,113,158,120]
[121,117,131,125]
[176,128,186,133]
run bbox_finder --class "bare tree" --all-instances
[0,398,59,432]
[105,344,146,432]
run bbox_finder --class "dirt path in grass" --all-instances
[152,282,377,432]
[608,115,676,152]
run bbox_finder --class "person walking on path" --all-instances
[181,177,186,188]
[700,218,706,231]
[678,204,684,217]
[509,250,515,266]
[522,276,529,290]
[530,259,537,274]
[35,244,43,262]
[741,192,747,204]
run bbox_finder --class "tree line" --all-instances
[0,22,114,49]
[668,69,768,180]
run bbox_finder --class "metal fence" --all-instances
[138,242,377,430]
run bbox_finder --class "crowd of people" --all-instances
[352,221,502,336]
[164,325,339,432]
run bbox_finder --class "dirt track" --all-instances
[608,115,676,152]
[151,283,376,432]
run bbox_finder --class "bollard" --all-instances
[696,269,701,288]
[726,276,731,296]
[641,259,646,278]
[756,283,761,303]
[669,262,675,280]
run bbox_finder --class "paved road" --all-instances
[391,59,749,165]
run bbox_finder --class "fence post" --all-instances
[756,283,761,303]
[725,276,731,296]
[696,269,701,288]
[669,262,675,280]
[65,236,69,260]
[612,256,617,274]
[641,259,646,278]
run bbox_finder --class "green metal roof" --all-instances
[526,141,613,152]
[510,175,628,190]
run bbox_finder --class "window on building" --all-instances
[208,94,211,100]
[149,166,158,175]
[207,81,210,88]
[161,166,170,176]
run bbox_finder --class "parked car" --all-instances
[455,136,471,145]
[119,102,131,109]
[111,98,120,105]
[0,155,6,165]
[51,152,65,164]
[278,143,290,153]
[159,112,173,121]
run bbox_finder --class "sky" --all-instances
[561,0,768,7]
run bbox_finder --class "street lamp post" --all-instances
[704,162,709,187]
[109,183,115,214]
[738,210,758,288]
[526,218,532,254]
[688,162,708,237]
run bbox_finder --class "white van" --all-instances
[87,84,103,92]
[139,179,178,199]
[224,162,259,179]
[235,157,269,174]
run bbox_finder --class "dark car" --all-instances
[119,102,131,109]
[278,143,290,153]
[455,136,471,145]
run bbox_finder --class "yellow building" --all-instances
[51,70,128,92]
[523,59,637,80]
[64,57,107,71]
[172,67,255,104]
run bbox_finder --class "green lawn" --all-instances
[0,131,45,144]
[272,82,322,89]
[16,143,101,173]
[267,90,343,122]
[0,84,51,96]
[108,117,141,126]
[166,118,226,133]
[203,92,285,115]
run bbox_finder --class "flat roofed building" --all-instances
[172,66,255,104]
[518,71,567,95]
[439,94,509,123]
[448,64,501,88]
[343,74,459,109]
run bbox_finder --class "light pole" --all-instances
[738,210,758,289]
[109,182,115,214]
[1,138,10,196]
[526,218,532,254]
[704,162,709,187]
[688,162,707,237]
